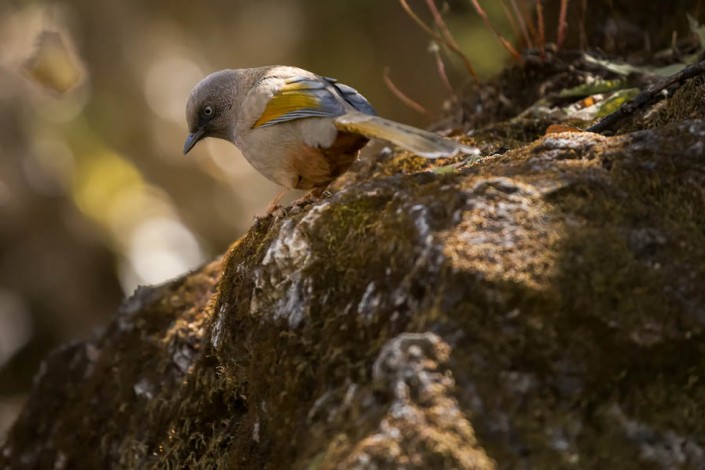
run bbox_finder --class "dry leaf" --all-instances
[545,124,584,134]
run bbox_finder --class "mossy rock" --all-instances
[4,63,705,470]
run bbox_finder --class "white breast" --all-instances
[233,118,338,188]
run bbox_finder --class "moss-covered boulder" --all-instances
[3,73,705,469]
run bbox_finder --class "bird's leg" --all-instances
[265,187,288,214]
[291,183,331,208]
[310,184,331,199]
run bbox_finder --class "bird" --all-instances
[183,66,478,213]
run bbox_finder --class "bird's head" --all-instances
[183,70,240,154]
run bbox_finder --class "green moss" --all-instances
[617,76,705,134]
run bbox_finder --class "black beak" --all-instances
[183,127,206,155]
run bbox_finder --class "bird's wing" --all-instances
[252,75,375,128]
[322,77,377,116]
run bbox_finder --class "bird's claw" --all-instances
[253,203,287,220]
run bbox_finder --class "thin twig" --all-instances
[424,0,457,50]
[518,0,538,46]
[579,0,588,49]
[383,67,429,115]
[536,0,546,58]
[424,0,468,92]
[508,0,533,48]
[431,43,455,94]
[469,0,524,63]
[557,0,569,48]
[586,58,705,133]
[499,0,522,43]
[399,0,479,83]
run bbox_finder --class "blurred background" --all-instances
[0,0,514,441]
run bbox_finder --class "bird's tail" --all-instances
[334,111,479,159]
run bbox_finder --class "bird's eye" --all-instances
[203,105,214,117]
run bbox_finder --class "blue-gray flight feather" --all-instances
[256,75,375,128]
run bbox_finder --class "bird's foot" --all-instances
[265,203,288,218]
[256,187,331,220]
[290,193,317,209]
[251,202,286,221]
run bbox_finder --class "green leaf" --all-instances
[558,79,627,98]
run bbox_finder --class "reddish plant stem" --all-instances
[557,0,569,48]
[399,0,479,83]
[383,67,429,115]
[508,0,533,48]
[469,0,525,63]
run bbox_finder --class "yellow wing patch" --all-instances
[253,83,321,128]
